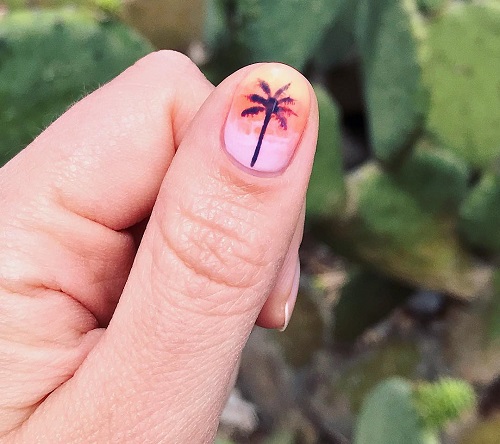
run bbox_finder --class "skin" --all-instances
[0,51,318,443]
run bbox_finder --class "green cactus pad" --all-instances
[229,0,340,70]
[306,84,345,218]
[317,163,478,298]
[393,140,469,215]
[355,0,428,163]
[0,8,153,165]
[354,378,439,444]
[312,0,358,70]
[423,2,500,169]
[204,0,228,53]
[459,172,500,253]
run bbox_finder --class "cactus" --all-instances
[392,140,469,216]
[0,8,153,165]
[354,378,438,444]
[306,84,345,218]
[214,438,236,444]
[208,0,345,72]
[354,377,475,444]
[423,2,500,169]
[315,162,479,298]
[355,0,428,164]
[312,0,358,70]
[413,378,476,429]
[459,172,500,254]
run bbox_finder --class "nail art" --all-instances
[224,65,310,173]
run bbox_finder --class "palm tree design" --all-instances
[241,79,297,167]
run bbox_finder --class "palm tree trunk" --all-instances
[251,110,272,167]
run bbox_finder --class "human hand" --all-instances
[0,51,318,443]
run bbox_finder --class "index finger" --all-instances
[0,51,213,324]
[2,50,214,230]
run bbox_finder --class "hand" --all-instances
[0,51,318,443]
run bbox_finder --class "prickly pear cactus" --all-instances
[231,0,342,70]
[423,1,500,169]
[354,378,439,444]
[355,377,475,444]
[317,162,477,298]
[312,0,358,70]
[413,378,476,429]
[459,172,500,254]
[0,8,153,165]
[306,84,345,218]
[355,0,428,164]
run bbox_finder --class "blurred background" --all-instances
[1,0,499,442]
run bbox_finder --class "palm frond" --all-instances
[273,83,290,99]
[241,106,265,117]
[258,79,271,96]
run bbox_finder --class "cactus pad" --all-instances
[0,8,152,165]
[320,163,477,298]
[423,2,500,169]
[355,0,428,163]
[459,172,500,253]
[230,0,340,70]
[393,141,469,215]
[306,84,345,218]
[354,378,439,444]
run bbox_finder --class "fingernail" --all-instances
[224,64,310,173]
[280,260,300,332]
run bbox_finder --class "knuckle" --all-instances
[133,50,199,76]
[156,187,273,296]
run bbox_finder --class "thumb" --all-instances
[23,64,318,443]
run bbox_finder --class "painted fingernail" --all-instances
[224,64,310,173]
[280,260,300,332]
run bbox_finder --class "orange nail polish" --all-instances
[224,64,310,173]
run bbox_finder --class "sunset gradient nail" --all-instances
[224,64,310,173]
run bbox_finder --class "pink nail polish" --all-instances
[224,64,310,173]
[280,261,300,332]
